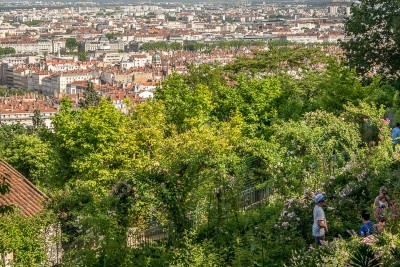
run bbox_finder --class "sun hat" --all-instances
[315,193,326,203]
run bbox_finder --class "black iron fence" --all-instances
[129,186,270,246]
[241,187,269,210]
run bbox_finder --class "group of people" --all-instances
[310,122,399,246]
[312,187,392,246]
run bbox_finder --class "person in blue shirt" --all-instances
[391,123,400,145]
[360,212,374,237]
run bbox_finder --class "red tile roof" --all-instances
[0,158,47,216]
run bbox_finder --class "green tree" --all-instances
[0,86,29,96]
[78,52,87,61]
[0,47,16,56]
[140,122,244,237]
[48,99,145,263]
[79,81,101,109]
[22,20,41,26]
[139,41,174,51]
[235,76,284,137]
[32,108,44,131]
[0,124,30,157]
[268,39,294,47]
[269,110,361,195]
[0,212,51,266]
[2,134,52,186]
[52,176,151,266]
[183,41,206,52]
[130,100,167,158]
[105,33,114,40]
[155,73,214,132]
[65,38,78,53]
[170,42,183,50]
[225,46,328,75]
[341,0,400,76]
[315,62,370,113]
[51,99,137,184]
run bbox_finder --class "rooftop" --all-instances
[0,158,47,216]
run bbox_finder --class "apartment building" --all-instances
[120,54,151,69]
[27,71,51,91]
[79,36,124,53]
[0,39,65,55]
[0,109,56,128]
[40,70,92,95]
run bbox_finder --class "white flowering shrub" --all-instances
[275,190,316,244]
[270,110,361,196]
[284,102,400,266]
[288,222,400,267]
[288,238,353,267]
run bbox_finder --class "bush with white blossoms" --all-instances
[288,237,353,267]
[276,189,318,243]
[288,220,400,267]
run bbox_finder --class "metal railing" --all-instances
[240,187,269,210]
[127,225,168,247]
[129,186,270,245]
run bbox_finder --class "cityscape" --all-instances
[0,0,350,126]
[2,0,400,266]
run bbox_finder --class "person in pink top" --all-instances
[374,187,390,222]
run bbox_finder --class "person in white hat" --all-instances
[312,193,328,246]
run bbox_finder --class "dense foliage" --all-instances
[341,0,400,77]
[0,47,16,56]
[2,41,400,266]
[0,212,54,266]
[139,40,266,52]
[65,38,79,53]
[0,86,31,97]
